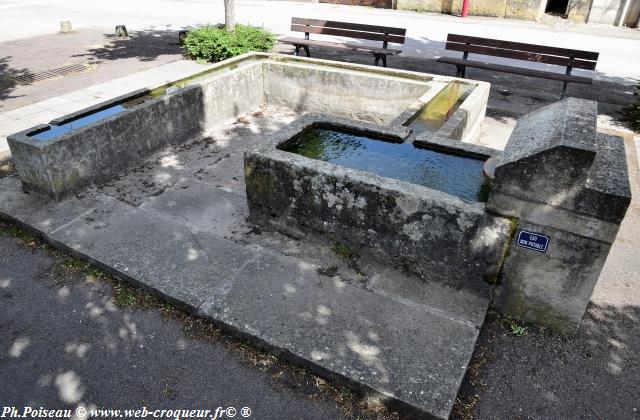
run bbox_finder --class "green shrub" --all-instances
[183,24,276,63]
[626,80,640,133]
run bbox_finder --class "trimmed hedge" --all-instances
[183,25,276,63]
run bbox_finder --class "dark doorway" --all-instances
[545,0,570,16]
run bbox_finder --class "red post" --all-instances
[461,0,470,17]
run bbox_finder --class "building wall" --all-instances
[396,0,638,25]
[396,0,546,20]
[319,0,393,8]
[628,0,640,26]
[566,0,640,24]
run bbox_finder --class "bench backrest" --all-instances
[444,34,599,70]
[291,17,406,46]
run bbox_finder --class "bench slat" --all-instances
[280,37,402,54]
[446,34,599,61]
[291,17,406,36]
[291,24,405,44]
[444,42,598,70]
[437,57,593,84]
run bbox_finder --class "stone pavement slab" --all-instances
[0,173,489,419]
[199,249,486,419]
[47,196,257,310]
[142,179,249,238]
[0,175,99,235]
[370,267,489,328]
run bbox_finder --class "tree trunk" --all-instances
[224,0,236,32]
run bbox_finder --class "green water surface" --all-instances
[279,127,490,202]
[406,81,474,132]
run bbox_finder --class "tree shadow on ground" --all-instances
[72,29,185,63]
[0,57,29,102]
[454,303,640,419]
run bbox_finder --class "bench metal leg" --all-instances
[373,54,387,67]
[456,65,466,78]
[294,45,310,57]
[561,81,569,99]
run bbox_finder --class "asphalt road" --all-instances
[0,233,352,420]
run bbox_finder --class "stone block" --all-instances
[488,98,632,334]
[245,115,513,295]
[494,220,611,334]
[200,250,484,419]
[8,86,207,200]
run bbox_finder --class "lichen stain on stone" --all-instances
[469,224,502,252]
[323,190,338,208]
[402,221,424,241]
[395,195,420,216]
[456,214,474,231]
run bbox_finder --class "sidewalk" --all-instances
[0,28,184,112]
[1,0,639,82]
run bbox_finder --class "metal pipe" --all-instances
[462,0,470,17]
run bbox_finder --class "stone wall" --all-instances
[396,0,546,20]
[7,61,265,200]
[263,61,432,125]
[245,115,513,295]
[566,0,640,24]
[8,86,206,200]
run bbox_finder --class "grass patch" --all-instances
[183,24,276,63]
[114,286,138,308]
[331,240,358,261]
[503,315,528,336]
[0,221,44,249]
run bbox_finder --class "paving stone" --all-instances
[370,267,490,329]
[0,176,99,235]
[199,250,483,419]
[142,179,249,238]
[5,181,486,418]
[193,150,247,192]
[48,196,258,310]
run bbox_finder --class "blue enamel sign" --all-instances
[516,230,550,253]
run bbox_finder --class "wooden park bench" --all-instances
[279,18,406,67]
[437,34,599,97]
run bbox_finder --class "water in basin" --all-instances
[29,104,127,141]
[279,127,490,202]
[405,81,473,132]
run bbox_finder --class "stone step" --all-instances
[44,197,486,419]
[0,179,489,419]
